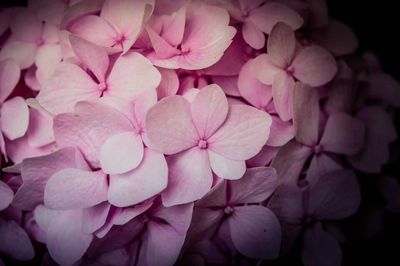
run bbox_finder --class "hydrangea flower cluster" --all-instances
[0,0,399,265]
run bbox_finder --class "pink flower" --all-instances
[145,3,236,69]
[187,167,281,260]
[252,22,337,120]
[37,36,161,114]
[146,84,271,206]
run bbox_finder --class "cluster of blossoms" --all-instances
[0,0,399,265]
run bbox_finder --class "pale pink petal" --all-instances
[272,72,295,121]
[82,202,111,234]
[212,76,241,97]
[267,116,295,147]
[161,6,186,46]
[69,15,118,48]
[271,140,312,184]
[27,108,54,148]
[100,132,144,174]
[191,84,228,139]
[133,89,158,127]
[69,35,109,83]
[0,180,13,211]
[249,2,303,34]
[12,147,79,210]
[162,147,212,206]
[10,8,42,42]
[0,219,34,261]
[229,167,277,204]
[0,59,20,103]
[46,210,93,266]
[145,96,198,155]
[108,149,168,207]
[28,0,67,25]
[238,58,272,109]
[1,97,29,140]
[196,181,227,208]
[293,83,319,146]
[309,169,361,220]
[44,169,108,209]
[37,62,98,114]
[302,223,342,266]
[156,68,179,99]
[54,101,133,167]
[61,0,104,29]
[268,22,296,68]
[35,44,62,84]
[229,205,281,259]
[146,26,181,59]
[208,104,272,160]
[320,113,365,155]
[208,150,246,180]
[106,52,161,100]
[0,41,37,69]
[252,53,286,85]
[247,146,279,167]
[242,21,265,50]
[292,45,337,87]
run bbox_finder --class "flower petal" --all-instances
[242,21,265,49]
[267,22,296,68]
[146,95,198,155]
[162,147,213,206]
[0,180,13,211]
[100,132,144,174]
[0,219,34,261]
[0,59,20,103]
[44,169,108,210]
[108,148,168,207]
[208,104,272,161]
[208,150,246,180]
[272,72,295,122]
[229,205,281,259]
[1,97,29,140]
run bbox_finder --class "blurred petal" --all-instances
[1,97,29,140]
[0,59,20,103]
[268,22,296,68]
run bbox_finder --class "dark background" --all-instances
[1,0,399,265]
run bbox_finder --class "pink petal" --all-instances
[0,41,37,69]
[162,147,213,206]
[1,97,29,140]
[146,26,181,59]
[44,169,108,209]
[54,101,133,168]
[302,223,342,266]
[320,113,365,155]
[271,141,312,184]
[229,205,281,259]
[308,169,361,220]
[0,59,20,103]
[305,154,343,186]
[196,181,228,208]
[212,76,241,97]
[0,219,34,261]
[161,6,186,46]
[0,180,13,211]
[249,2,303,34]
[37,62,98,114]
[27,108,54,148]
[82,202,111,234]
[293,83,320,146]
[208,150,246,180]
[238,58,272,109]
[242,21,265,49]
[292,45,337,87]
[252,53,283,85]
[69,15,118,48]
[272,72,295,121]
[10,8,42,42]
[229,167,277,205]
[35,44,62,85]
[268,22,296,68]
[348,107,397,173]
[108,148,168,207]
[69,35,109,83]
[46,210,93,266]
[208,104,272,160]
[267,116,295,147]
[61,0,104,29]
[145,96,198,155]
[12,147,79,210]
[191,84,228,139]
[247,145,280,167]
[156,68,179,99]
[100,132,144,174]
[106,52,161,100]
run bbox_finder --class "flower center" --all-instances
[197,139,208,149]
[113,34,127,48]
[313,144,323,155]
[224,206,234,215]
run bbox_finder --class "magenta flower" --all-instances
[146,84,271,206]
[252,22,337,120]
[37,36,161,114]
